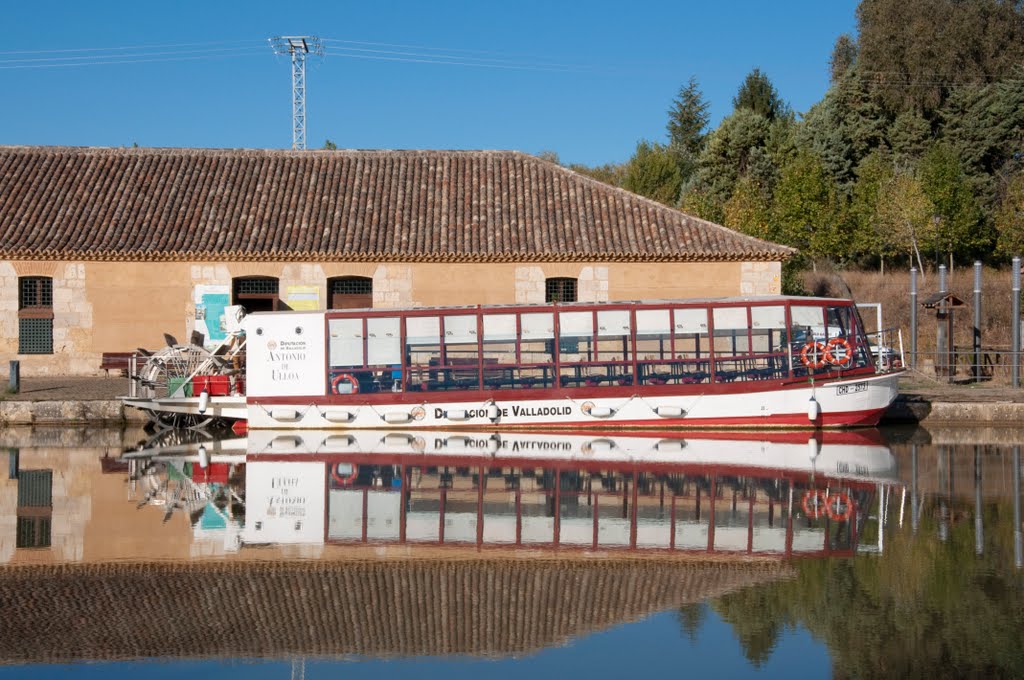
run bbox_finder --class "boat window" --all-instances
[482,314,531,390]
[437,315,480,390]
[826,305,871,370]
[791,305,826,340]
[712,307,753,382]
[750,305,790,379]
[328,318,364,368]
[669,307,711,384]
[367,317,401,366]
[636,309,675,386]
[595,309,632,373]
[558,310,592,356]
[519,312,555,387]
[405,316,442,392]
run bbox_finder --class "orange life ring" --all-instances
[800,341,828,369]
[825,492,853,522]
[825,337,853,368]
[331,463,359,486]
[331,373,360,394]
[801,489,827,518]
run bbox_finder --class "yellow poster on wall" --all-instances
[286,285,320,311]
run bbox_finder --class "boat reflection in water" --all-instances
[126,429,900,558]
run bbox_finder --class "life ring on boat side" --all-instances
[824,337,854,368]
[825,492,853,522]
[331,463,359,487]
[331,373,360,394]
[801,490,827,518]
[799,341,828,370]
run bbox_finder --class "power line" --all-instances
[0,46,262,65]
[0,39,262,56]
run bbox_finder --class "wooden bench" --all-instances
[100,352,134,377]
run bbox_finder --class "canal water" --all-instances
[0,425,1021,678]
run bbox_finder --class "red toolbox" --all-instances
[192,374,230,396]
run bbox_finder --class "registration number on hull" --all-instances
[835,382,867,396]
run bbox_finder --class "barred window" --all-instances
[330,277,373,295]
[545,277,577,303]
[18,277,53,355]
[234,277,279,296]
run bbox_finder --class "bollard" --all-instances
[939,264,947,295]
[910,267,918,370]
[1013,257,1021,388]
[974,261,982,382]
[8,360,19,394]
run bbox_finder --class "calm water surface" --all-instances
[0,425,1020,679]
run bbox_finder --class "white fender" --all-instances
[807,398,820,423]
[197,390,210,415]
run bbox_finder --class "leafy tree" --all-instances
[536,150,561,165]
[875,171,935,271]
[621,140,683,206]
[322,139,338,150]
[829,33,858,83]
[723,176,772,240]
[568,162,627,188]
[995,172,1024,258]
[667,76,711,160]
[918,141,987,263]
[856,0,1024,115]
[848,149,895,268]
[771,151,844,262]
[678,184,725,224]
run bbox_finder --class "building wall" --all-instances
[1,259,781,376]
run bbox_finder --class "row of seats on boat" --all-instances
[334,360,792,394]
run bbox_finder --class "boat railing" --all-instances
[865,328,905,372]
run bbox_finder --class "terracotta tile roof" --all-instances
[0,146,792,262]
[0,558,790,663]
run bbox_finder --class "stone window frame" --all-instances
[18,276,54,355]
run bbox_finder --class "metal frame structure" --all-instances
[268,36,324,150]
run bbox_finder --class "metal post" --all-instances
[1013,446,1021,569]
[910,267,918,369]
[8,360,19,394]
[939,264,948,295]
[1013,257,1021,388]
[974,261,982,383]
[975,446,983,556]
[911,444,919,535]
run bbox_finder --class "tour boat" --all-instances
[125,295,903,430]
[243,295,901,430]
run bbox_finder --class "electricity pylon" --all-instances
[268,36,324,150]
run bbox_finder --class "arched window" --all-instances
[232,276,280,313]
[328,276,373,309]
[545,277,577,303]
[18,276,53,354]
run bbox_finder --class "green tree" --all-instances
[887,110,931,170]
[322,139,338,150]
[690,108,775,209]
[771,151,843,262]
[568,162,626,188]
[799,69,888,193]
[829,33,858,83]
[667,76,711,160]
[723,176,772,240]
[876,171,935,271]
[621,140,683,206]
[995,172,1024,257]
[733,68,790,121]
[918,141,987,264]
[848,149,895,268]
[856,0,1024,115]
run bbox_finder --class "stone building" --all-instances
[0,145,791,376]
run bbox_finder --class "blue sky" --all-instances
[3,1,858,167]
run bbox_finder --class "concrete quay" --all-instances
[1,375,1023,428]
